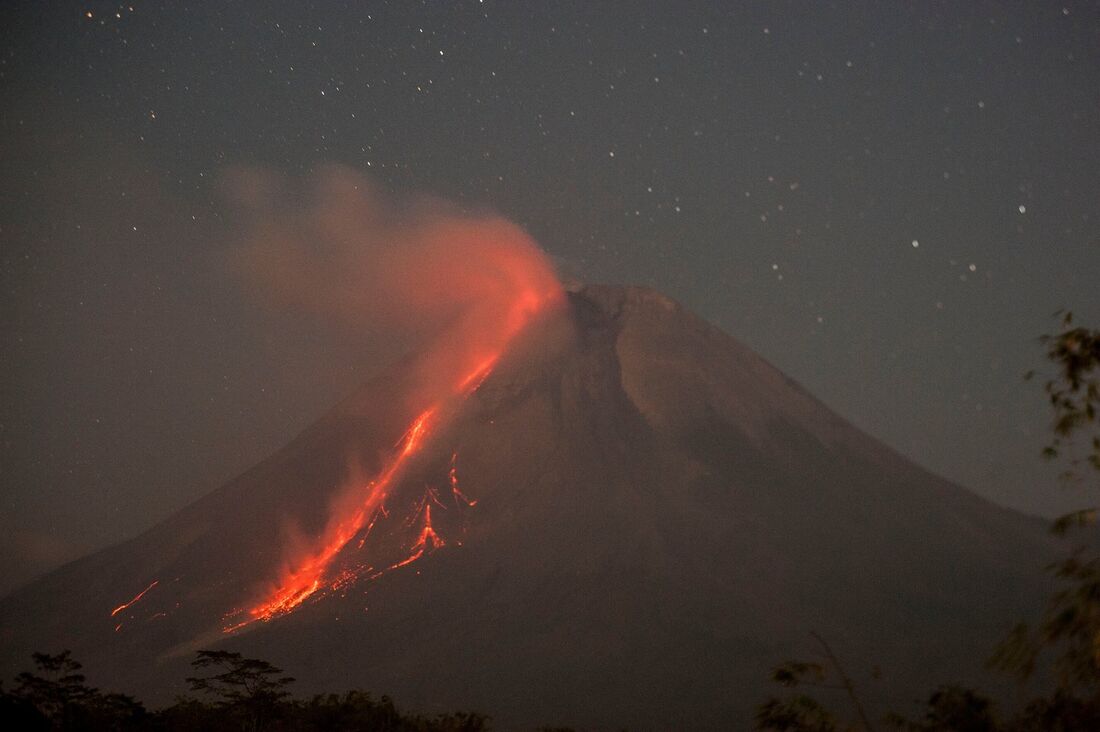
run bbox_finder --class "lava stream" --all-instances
[110,580,159,618]
[242,406,439,625]
[387,503,444,572]
[237,350,505,629]
[450,452,477,506]
[229,282,561,632]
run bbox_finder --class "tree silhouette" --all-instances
[185,650,295,732]
[884,685,998,731]
[1032,311,1100,484]
[1,648,491,731]
[756,693,843,732]
[990,314,1100,693]
[12,650,95,723]
[756,632,872,731]
[2,650,145,730]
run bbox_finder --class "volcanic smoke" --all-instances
[217,166,562,630]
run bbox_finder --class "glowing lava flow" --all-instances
[230,285,560,632]
[450,452,477,507]
[456,354,500,393]
[387,503,444,572]
[110,580,159,618]
[240,407,440,625]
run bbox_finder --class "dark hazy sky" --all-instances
[2,1,1098,593]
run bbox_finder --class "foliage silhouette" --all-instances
[990,313,1100,694]
[756,314,1100,731]
[1,650,146,730]
[183,650,294,732]
[883,686,999,731]
[756,632,873,732]
[1,649,489,731]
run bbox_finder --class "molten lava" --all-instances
[229,281,562,632]
[241,408,437,624]
[387,503,445,572]
[110,580,158,618]
[450,452,477,507]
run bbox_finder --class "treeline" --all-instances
[757,642,1100,731]
[0,649,492,732]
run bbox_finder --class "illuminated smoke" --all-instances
[222,165,562,410]
[218,166,562,629]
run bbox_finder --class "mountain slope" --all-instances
[0,284,1059,729]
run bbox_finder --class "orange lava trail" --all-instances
[228,284,561,632]
[426,487,448,509]
[110,580,159,618]
[450,452,477,506]
[242,407,439,625]
[457,354,500,394]
[239,354,493,628]
[387,503,444,572]
[357,506,385,549]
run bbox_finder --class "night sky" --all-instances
[2,1,1098,594]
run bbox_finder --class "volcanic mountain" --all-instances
[0,284,1060,729]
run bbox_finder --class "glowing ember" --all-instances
[110,580,158,618]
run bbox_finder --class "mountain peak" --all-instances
[0,282,1058,729]
[545,282,849,453]
[566,281,682,316]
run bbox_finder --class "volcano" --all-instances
[0,284,1060,729]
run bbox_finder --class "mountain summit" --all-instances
[0,284,1058,729]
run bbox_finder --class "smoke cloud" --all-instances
[215,166,565,626]
[222,164,563,408]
